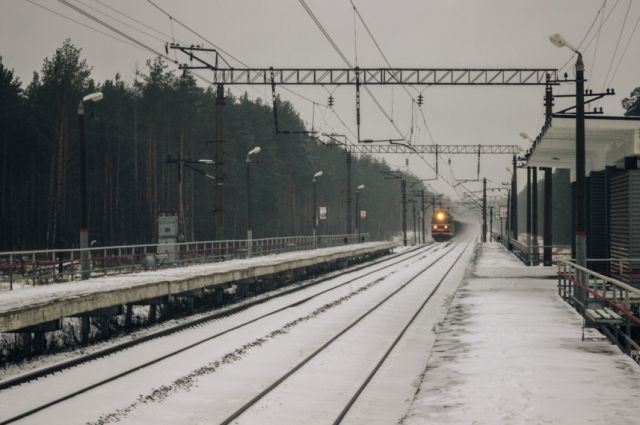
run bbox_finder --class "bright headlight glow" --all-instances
[436,211,445,221]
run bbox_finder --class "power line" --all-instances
[559,0,614,72]
[71,0,167,44]
[608,12,640,87]
[25,0,142,51]
[92,0,173,40]
[601,0,633,90]
[57,0,175,63]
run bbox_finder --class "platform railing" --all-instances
[492,233,570,265]
[557,259,640,357]
[0,233,370,290]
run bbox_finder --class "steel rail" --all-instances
[219,242,462,425]
[0,243,440,425]
[333,240,471,424]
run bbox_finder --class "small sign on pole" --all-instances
[360,210,367,220]
[499,205,508,218]
[319,206,327,220]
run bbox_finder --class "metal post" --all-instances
[543,167,553,266]
[421,189,425,244]
[575,53,587,310]
[346,153,352,236]
[246,157,253,257]
[401,179,407,246]
[506,188,511,250]
[532,167,539,265]
[313,180,317,249]
[412,201,417,245]
[489,205,494,242]
[214,84,225,241]
[78,102,90,280]
[355,190,360,241]
[511,154,518,242]
[482,178,487,242]
[527,167,532,264]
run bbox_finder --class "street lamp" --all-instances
[312,171,323,248]
[550,32,586,303]
[246,146,261,257]
[355,184,365,242]
[77,91,103,280]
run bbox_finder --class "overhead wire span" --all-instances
[25,0,142,51]
[607,12,640,87]
[601,0,632,91]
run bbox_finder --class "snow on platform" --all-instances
[403,242,640,425]
[0,241,396,333]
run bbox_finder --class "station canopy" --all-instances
[526,115,640,179]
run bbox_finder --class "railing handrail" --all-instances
[0,233,370,257]
[558,259,640,297]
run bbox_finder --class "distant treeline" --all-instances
[0,40,431,250]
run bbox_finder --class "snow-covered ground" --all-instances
[0,242,450,424]
[402,242,640,425]
[0,242,392,313]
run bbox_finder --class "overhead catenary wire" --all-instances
[25,0,142,51]
[600,0,632,91]
[607,12,640,87]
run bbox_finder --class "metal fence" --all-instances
[492,232,571,265]
[0,233,369,290]
[557,259,640,355]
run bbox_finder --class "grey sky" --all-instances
[1,0,639,201]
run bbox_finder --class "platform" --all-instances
[403,242,640,424]
[0,241,396,333]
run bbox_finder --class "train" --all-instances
[431,208,454,241]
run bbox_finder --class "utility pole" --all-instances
[575,52,587,304]
[543,167,553,266]
[421,189,426,244]
[527,167,532,263]
[482,178,487,242]
[214,84,225,243]
[346,153,352,236]
[489,205,494,242]
[511,154,518,245]
[532,167,539,265]
[412,200,417,245]
[402,179,407,246]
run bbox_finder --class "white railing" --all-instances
[0,233,370,290]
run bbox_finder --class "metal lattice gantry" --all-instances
[170,45,557,86]
[193,67,558,86]
[344,144,521,155]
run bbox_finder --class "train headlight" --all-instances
[436,211,445,221]
[432,225,437,230]
[444,225,448,229]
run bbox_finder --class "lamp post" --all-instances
[246,147,261,257]
[78,91,103,280]
[312,171,323,249]
[550,33,586,307]
[520,131,538,263]
[355,184,365,242]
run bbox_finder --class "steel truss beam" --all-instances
[181,68,558,85]
[344,144,520,154]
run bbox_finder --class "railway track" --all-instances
[218,241,471,425]
[0,242,443,425]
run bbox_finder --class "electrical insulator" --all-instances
[328,95,334,108]
[417,94,424,106]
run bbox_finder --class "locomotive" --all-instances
[431,209,454,241]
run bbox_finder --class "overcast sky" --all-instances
[1,0,639,202]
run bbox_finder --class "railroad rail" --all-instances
[0,243,439,424]
[219,241,470,424]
